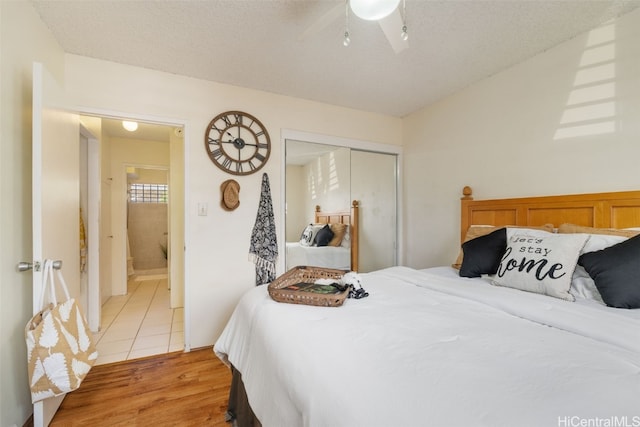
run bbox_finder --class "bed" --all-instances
[215,187,640,427]
[285,201,359,272]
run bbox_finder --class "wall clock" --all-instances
[204,110,271,176]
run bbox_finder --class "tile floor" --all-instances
[92,274,184,365]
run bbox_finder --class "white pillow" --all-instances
[492,229,588,301]
[299,224,324,247]
[570,234,628,303]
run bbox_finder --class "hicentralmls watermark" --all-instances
[558,416,640,427]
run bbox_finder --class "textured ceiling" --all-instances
[32,0,640,117]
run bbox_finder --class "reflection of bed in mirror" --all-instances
[285,201,359,271]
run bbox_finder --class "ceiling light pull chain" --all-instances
[401,0,408,41]
[343,0,351,47]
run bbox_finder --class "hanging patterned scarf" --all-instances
[249,173,278,285]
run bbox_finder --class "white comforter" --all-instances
[214,266,640,427]
[286,241,351,270]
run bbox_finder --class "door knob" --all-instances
[17,260,60,272]
[17,262,33,272]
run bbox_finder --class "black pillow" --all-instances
[459,227,507,278]
[314,224,334,247]
[578,233,640,309]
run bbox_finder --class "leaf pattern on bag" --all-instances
[59,299,73,322]
[26,330,35,362]
[30,358,46,387]
[76,306,91,352]
[55,316,80,355]
[26,262,98,403]
[43,352,72,392]
[39,313,59,348]
[72,358,92,379]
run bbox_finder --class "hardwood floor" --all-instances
[49,348,232,426]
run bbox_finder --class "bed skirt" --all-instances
[226,365,262,427]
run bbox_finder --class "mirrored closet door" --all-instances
[285,139,397,273]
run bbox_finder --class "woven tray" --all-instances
[268,266,349,307]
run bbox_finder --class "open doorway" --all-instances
[80,115,185,364]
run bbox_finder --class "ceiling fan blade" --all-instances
[378,8,409,53]
[299,2,344,41]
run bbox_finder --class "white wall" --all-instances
[63,54,403,349]
[402,8,640,269]
[0,2,66,425]
[129,168,168,184]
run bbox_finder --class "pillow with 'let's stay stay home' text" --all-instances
[492,228,589,301]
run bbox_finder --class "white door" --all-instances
[31,62,80,426]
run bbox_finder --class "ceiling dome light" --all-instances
[350,0,400,21]
[122,120,138,132]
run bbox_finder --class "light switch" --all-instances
[197,203,208,216]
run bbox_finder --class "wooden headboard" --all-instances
[315,200,360,272]
[461,186,640,242]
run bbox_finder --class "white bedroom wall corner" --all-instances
[401,7,640,270]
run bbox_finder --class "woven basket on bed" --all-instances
[268,266,349,307]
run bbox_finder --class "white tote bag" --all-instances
[25,260,98,403]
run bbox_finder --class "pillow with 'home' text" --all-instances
[299,224,323,247]
[492,229,588,301]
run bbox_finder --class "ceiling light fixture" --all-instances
[122,120,138,132]
[401,0,408,41]
[350,0,400,21]
[343,0,351,46]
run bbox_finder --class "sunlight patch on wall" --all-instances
[579,44,615,67]
[554,122,616,140]
[585,23,615,47]
[573,63,615,86]
[559,102,615,124]
[566,82,615,106]
[308,172,317,200]
[329,152,340,191]
[554,22,617,141]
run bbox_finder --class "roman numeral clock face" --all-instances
[204,111,271,175]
